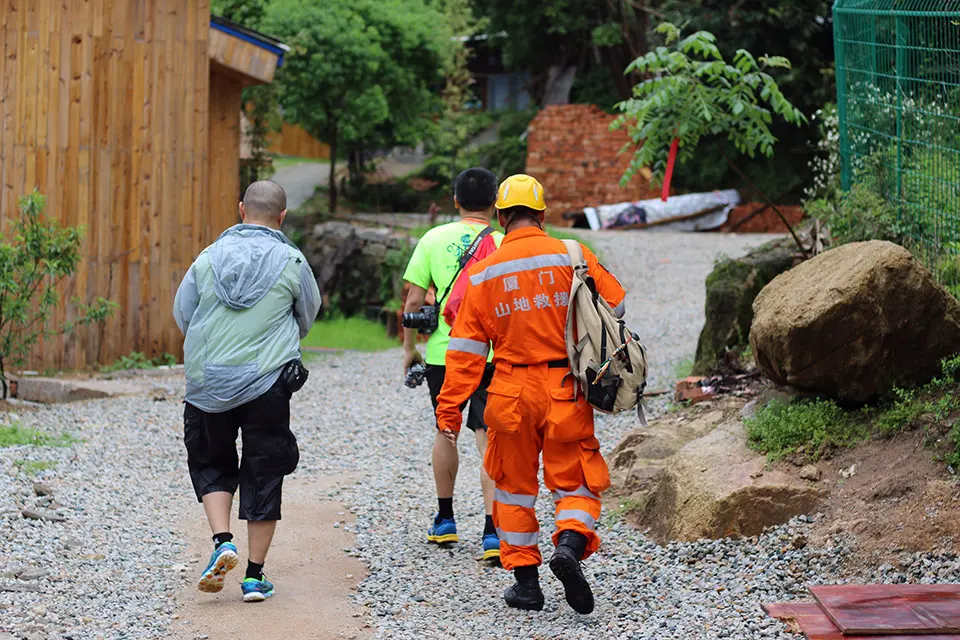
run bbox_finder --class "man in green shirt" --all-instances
[402,168,503,563]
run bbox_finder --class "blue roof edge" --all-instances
[210,20,288,69]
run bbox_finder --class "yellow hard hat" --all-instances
[496,174,547,212]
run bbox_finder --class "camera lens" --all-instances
[402,312,424,329]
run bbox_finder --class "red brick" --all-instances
[525,105,661,225]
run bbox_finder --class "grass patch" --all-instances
[301,317,399,352]
[671,355,695,382]
[0,423,76,448]
[271,155,327,171]
[746,398,867,461]
[747,355,960,468]
[14,459,57,475]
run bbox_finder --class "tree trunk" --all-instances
[328,125,338,214]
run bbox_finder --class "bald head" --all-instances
[240,180,287,228]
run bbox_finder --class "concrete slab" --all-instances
[14,377,143,404]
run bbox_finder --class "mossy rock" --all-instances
[693,240,797,376]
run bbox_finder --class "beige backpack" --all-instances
[562,240,649,424]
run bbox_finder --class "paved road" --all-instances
[271,162,330,212]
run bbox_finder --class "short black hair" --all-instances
[454,168,498,212]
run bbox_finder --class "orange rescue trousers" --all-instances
[483,362,610,571]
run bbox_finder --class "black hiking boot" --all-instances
[549,531,594,615]
[504,566,544,611]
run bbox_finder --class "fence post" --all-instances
[833,0,852,191]
[894,13,907,223]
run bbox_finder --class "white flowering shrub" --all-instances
[805,104,841,200]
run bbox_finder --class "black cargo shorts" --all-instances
[183,377,299,521]
[426,363,495,432]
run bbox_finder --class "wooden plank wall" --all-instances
[208,28,277,85]
[267,122,332,161]
[0,0,213,370]
[208,70,243,228]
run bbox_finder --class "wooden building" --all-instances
[0,2,286,369]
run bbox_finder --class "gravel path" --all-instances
[3,230,959,639]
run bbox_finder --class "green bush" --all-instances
[745,398,867,461]
[807,184,906,245]
[0,191,117,397]
[100,352,177,373]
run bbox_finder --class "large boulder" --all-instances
[300,221,416,317]
[693,239,797,375]
[609,402,823,542]
[750,241,960,402]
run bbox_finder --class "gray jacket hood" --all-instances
[207,224,298,310]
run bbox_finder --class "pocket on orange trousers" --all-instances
[547,383,594,442]
[484,376,523,435]
[579,436,611,495]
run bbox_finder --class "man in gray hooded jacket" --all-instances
[173,180,321,603]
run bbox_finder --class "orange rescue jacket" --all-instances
[436,227,626,433]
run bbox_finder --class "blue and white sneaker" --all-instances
[242,575,275,602]
[198,542,238,593]
[426,515,459,545]
[482,531,501,564]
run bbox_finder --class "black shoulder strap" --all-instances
[437,226,493,307]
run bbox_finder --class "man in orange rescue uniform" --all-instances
[436,174,626,614]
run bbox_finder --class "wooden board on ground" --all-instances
[809,584,960,635]
[763,602,960,640]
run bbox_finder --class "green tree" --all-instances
[427,0,490,183]
[265,0,449,213]
[656,0,835,198]
[0,191,117,397]
[211,0,281,194]
[210,0,268,27]
[473,0,652,104]
[614,22,808,251]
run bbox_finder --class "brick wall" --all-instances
[525,105,660,225]
[719,203,806,233]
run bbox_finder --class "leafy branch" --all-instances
[613,22,809,253]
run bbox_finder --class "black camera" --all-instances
[405,362,427,389]
[402,304,439,335]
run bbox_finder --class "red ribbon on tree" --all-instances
[662,136,680,202]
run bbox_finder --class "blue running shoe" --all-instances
[197,541,238,593]
[426,515,459,545]
[242,575,275,602]
[482,531,501,564]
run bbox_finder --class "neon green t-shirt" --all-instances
[402,219,503,365]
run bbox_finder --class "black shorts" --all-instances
[183,378,298,521]
[426,364,495,432]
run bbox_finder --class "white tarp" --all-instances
[582,189,742,232]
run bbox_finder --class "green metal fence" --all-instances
[833,0,960,292]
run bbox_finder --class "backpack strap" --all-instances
[437,226,493,307]
[562,240,588,396]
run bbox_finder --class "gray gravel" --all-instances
[0,381,192,639]
[2,230,958,639]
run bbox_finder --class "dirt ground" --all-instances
[800,431,960,569]
[173,476,370,640]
